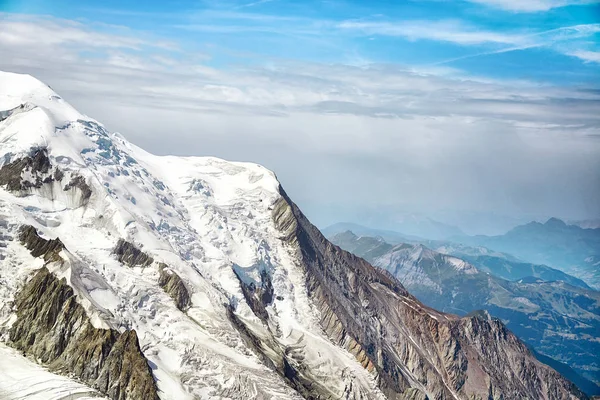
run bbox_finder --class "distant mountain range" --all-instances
[322,214,465,240]
[570,219,600,229]
[329,231,600,394]
[454,217,600,289]
[412,240,591,289]
[321,222,422,243]
[326,218,600,290]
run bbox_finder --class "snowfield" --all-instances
[0,343,107,400]
[0,71,384,399]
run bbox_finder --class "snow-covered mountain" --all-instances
[0,71,588,399]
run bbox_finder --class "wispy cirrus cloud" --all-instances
[465,0,600,12]
[338,19,600,66]
[0,13,178,50]
[338,20,600,46]
[337,20,522,45]
[237,0,277,9]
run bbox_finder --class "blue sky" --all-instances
[0,0,599,232]
[2,0,599,84]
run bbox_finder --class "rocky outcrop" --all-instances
[225,305,337,399]
[63,174,92,203]
[233,268,274,324]
[113,239,154,267]
[0,148,92,206]
[158,263,191,311]
[11,225,158,400]
[0,148,53,191]
[9,267,159,400]
[272,187,587,400]
[19,225,65,262]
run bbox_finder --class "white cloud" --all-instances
[337,20,523,45]
[0,14,169,50]
[338,20,600,50]
[0,14,598,223]
[466,0,600,12]
[568,50,600,63]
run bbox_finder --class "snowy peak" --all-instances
[0,71,385,399]
[0,71,588,400]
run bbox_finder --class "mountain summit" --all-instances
[0,71,587,399]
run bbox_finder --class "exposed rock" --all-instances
[0,148,91,207]
[63,174,92,204]
[19,225,65,262]
[113,239,154,267]
[95,330,158,400]
[9,267,159,400]
[0,148,52,191]
[158,263,191,311]
[233,268,274,324]
[272,186,587,400]
[225,305,278,370]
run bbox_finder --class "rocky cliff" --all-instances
[274,189,586,399]
[8,226,159,400]
[329,231,600,394]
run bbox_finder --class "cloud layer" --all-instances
[0,13,598,229]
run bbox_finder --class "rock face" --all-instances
[19,225,65,262]
[233,268,274,323]
[10,267,159,400]
[158,263,191,311]
[0,147,92,206]
[113,239,154,267]
[329,231,600,394]
[63,174,92,203]
[0,148,53,191]
[8,225,159,400]
[273,189,586,400]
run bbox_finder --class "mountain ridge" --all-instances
[0,71,588,399]
[453,217,600,289]
[329,230,600,394]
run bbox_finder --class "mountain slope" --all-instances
[0,71,587,399]
[0,343,108,400]
[329,232,600,393]
[457,254,590,289]
[454,218,600,289]
[331,229,590,289]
